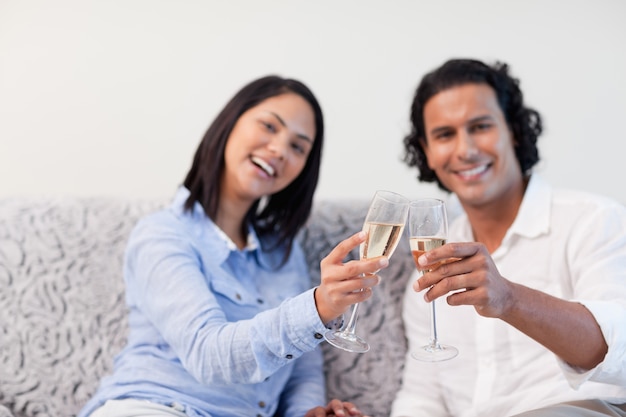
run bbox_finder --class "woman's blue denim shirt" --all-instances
[79,187,330,417]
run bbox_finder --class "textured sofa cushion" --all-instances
[0,197,411,417]
[0,197,163,417]
[0,405,13,417]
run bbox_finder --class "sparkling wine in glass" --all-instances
[324,190,409,353]
[408,198,458,362]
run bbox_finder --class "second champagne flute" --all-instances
[324,190,409,353]
[408,198,458,362]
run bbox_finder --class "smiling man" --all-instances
[391,59,626,417]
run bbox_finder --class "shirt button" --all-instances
[257,415,263,417]
[169,402,185,412]
[257,298,264,304]
[235,293,242,300]
[258,401,266,408]
[314,332,323,339]
[285,354,293,359]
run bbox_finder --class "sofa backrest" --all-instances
[0,197,412,417]
[0,197,163,417]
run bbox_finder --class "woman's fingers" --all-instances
[315,232,389,324]
[321,231,366,267]
[326,399,369,417]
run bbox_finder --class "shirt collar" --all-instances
[507,174,552,239]
[453,174,552,242]
[170,186,270,264]
[211,222,260,252]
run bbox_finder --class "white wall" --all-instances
[1,0,625,204]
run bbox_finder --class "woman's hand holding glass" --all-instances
[314,231,389,330]
[323,190,409,353]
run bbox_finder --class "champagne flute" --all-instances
[324,190,409,353]
[408,198,458,362]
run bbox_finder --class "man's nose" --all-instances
[456,130,478,159]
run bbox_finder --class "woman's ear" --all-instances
[510,128,519,146]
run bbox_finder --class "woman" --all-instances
[79,75,385,417]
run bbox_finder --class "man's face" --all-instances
[422,83,523,208]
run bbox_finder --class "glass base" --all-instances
[411,343,458,362]
[324,330,370,353]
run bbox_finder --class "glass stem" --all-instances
[342,302,360,335]
[429,298,440,349]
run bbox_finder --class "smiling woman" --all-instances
[221,93,316,229]
[76,75,387,417]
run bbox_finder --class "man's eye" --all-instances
[435,131,453,140]
[471,123,491,132]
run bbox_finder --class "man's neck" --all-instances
[462,177,529,253]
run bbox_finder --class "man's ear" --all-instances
[420,137,435,170]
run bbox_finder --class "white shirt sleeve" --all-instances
[558,299,626,387]
[559,199,626,388]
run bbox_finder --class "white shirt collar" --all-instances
[452,174,552,243]
[507,174,552,239]
[211,222,259,252]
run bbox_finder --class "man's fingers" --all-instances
[418,242,480,267]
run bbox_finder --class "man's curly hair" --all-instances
[403,59,543,192]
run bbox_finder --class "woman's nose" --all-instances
[267,135,287,160]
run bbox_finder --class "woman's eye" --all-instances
[291,142,306,155]
[262,121,277,132]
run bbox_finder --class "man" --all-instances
[391,59,626,416]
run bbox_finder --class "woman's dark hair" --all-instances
[403,58,543,191]
[183,75,324,263]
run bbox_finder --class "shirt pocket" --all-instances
[210,273,256,308]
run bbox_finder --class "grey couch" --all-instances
[0,196,414,417]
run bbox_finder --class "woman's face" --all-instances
[222,92,316,205]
